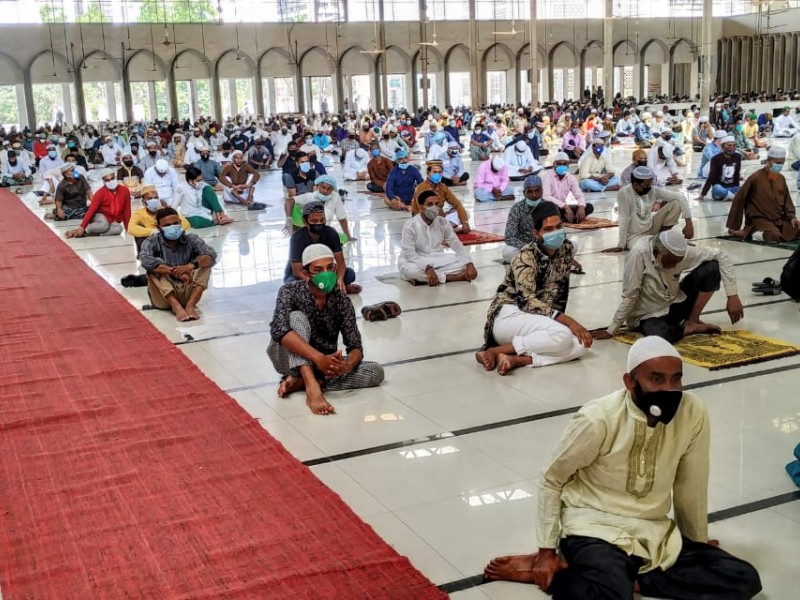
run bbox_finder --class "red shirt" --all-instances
[80,185,131,230]
[33,141,48,159]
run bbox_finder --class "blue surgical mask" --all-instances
[398,162,409,170]
[72,169,80,179]
[372,149,380,157]
[316,192,331,202]
[555,165,569,177]
[299,162,312,173]
[542,229,566,250]
[429,173,442,184]
[48,150,57,158]
[161,224,183,240]
[145,199,161,211]
[770,163,783,173]
[525,198,542,209]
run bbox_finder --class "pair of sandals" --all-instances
[751,277,782,295]
[247,202,267,211]
[121,273,148,288]
[361,301,402,322]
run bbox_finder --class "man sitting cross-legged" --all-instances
[593,229,743,343]
[484,335,762,600]
[476,201,592,375]
[127,184,190,256]
[139,207,217,322]
[399,190,478,286]
[268,244,385,415]
[65,170,131,238]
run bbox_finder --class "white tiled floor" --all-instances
[25,141,800,599]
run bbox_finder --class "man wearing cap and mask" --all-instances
[1,150,33,187]
[412,161,472,233]
[47,163,91,221]
[474,156,515,203]
[286,174,355,241]
[578,139,620,192]
[285,201,361,295]
[399,190,477,286]
[38,143,63,175]
[501,175,546,263]
[543,152,593,224]
[594,229,743,342]
[477,201,591,375]
[219,150,265,211]
[66,170,131,239]
[139,207,217,322]
[366,140,393,193]
[485,335,762,599]
[385,149,423,211]
[139,141,163,171]
[442,141,468,186]
[503,139,540,181]
[117,152,145,198]
[100,135,123,167]
[342,146,369,181]
[193,147,224,191]
[698,129,727,179]
[772,107,798,137]
[727,146,800,243]
[606,166,693,252]
[698,136,741,202]
[647,141,683,186]
[127,184,190,256]
[268,243,384,415]
[143,158,180,207]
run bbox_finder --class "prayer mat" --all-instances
[457,229,505,245]
[716,235,800,252]
[361,189,387,198]
[0,189,447,600]
[565,217,618,230]
[613,329,800,370]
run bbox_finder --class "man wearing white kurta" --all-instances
[503,140,540,181]
[143,160,180,207]
[772,108,799,138]
[100,137,123,167]
[342,148,369,181]
[398,190,477,285]
[484,336,762,600]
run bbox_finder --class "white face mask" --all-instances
[104,179,118,191]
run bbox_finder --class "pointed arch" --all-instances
[28,49,73,83]
[215,49,256,79]
[171,48,212,80]
[126,49,168,82]
[0,50,24,85]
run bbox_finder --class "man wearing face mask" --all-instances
[143,159,180,207]
[385,149,423,211]
[619,148,661,187]
[698,137,741,202]
[727,146,800,243]
[441,141,468,186]
[66,170,131,238]
[542,153,592,224]
[594,229,743,342]
[38,143,63,175]
[343,146,369,181]
[0,150,33,187]
[366,141,393,193]
[117,152,145,198]
[503,140,540,181]
[398,190,477,286]
[127,185,190,256]
[285,202,361,295]
[485,335,762,599]
[287,175,354,241]
[477,201,591,375]
[501,175,546,263]
[474,156,514,203]
[139,207,217,322]
[560,123,585,160]
[578,139,620,192]
[411,161,471,233]
[193,148,224,191]
[268,244,384,415]
[605,167,693,252]
[47,163,91,221]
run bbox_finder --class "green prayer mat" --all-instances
[716,235,800,252]
[614,329,800,371]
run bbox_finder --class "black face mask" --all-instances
[123,160,134,168]
[636,160,648,167]
[632,379,683,426]
[308,223,326,236]
[201,155,209,161]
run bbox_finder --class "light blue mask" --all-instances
[299,162,312,173]
[398,163,409,170]
[525,198,542,209]
[145,199,161,212]
[770,163,783,173]
[316,192,331,202]
[429,173,443,184]
[72,169,80,179]
[555,165,569,177]
[161,224,183,240]
[542,229,566,250]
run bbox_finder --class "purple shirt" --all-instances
[542,170,585,207]
[473,159,510,192]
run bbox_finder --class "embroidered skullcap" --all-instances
[515,140,527,152]
[301,243,335,267]
[426,159,443,168]
[355,148,366,160]
[448,141,460,149]
[632,166,654,180]
[314,174,338,190]
[699,116,709,123]
[768,146,787,159]
[395,149,409,160]
[720,136,735,145]
[60,162,75,173]
[46,143,56,150]
[657,228,687,257]
[553,151,570,162]
[155,159,169,172]
[491,156,505,170]
[524,174,542,189]
[100,168,116,178]
[231,150,244,157]
[627,336,682,373]
[140,184,157,197]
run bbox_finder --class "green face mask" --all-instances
[311,270,337,294]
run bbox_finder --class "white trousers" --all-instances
[491,304,587,367]
[398,251,465,283]
[223,174,254,204]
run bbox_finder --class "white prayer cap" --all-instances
[627,336,682,373]
[656,110,664,117]
[768,146,788,159]
[515,140,527,152]
[632,166,654,180]
[659,143,674,158]
[231,150,244,157]
[642,112,652,119]
[301,243,335,267]
[155,158,169,173]
[491,156,505,170]
[713,130,728,139]
[355,148,366,159]
[699,116,709,123]
[720,136,735,145]
[553,151,570,162]
[657,228,687,257]
[100,168,115,178]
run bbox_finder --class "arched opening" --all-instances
[612,40,637,99]
[446,44,471,107]
[217,50,256,120]
[126,50,168,121]
[0,52,24,128]
[414,47,443,109]
[384,46,410,111]
[339,47,374,113]
[29,51,76,127]
[78,51,123,122]
[300,47,335,114]
[581,41,603,98]
[260,48,296,115]
[173,50,213,122]
[549,42,577,102]
[517,44,547,105]
[483,43,514,105]
[670,39,694,97]
[641,40,668,98]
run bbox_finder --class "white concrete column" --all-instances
[264,77,275,115]
[528,0,539,107]
[227,78,238,118]
[15,83,28,127]
[603,0,613,103]
[147,81,157,120]
[189,79,199,121]
[61,83,74,126]
[699,0,712,112]
[106,81,118,121]
[469,0,481,106]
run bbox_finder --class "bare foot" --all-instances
[683,321,722,336]
[216,215,234,226]
[475,349,498,371]
[184,305,200,320]
[306,390,335,415]
[277,375,305,398]
[497,353,532,375]
[484,554,538,583]
[345,284,363,294]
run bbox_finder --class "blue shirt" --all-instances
[385,165,423,204]
[442,153,464,178]
[699,143,722,178]
[634,122,653,142]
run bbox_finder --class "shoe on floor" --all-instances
[247,202,267,211]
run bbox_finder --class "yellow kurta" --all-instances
[537,389,710,573]
[127,208,191,238]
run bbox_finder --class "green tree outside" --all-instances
[137,0,218,23]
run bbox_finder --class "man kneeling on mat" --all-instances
[592,229,743,343]
[268,244,384,415]
[139,207,217,322]
[484,336,762,600]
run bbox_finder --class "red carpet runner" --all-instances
[0,190,447,599]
